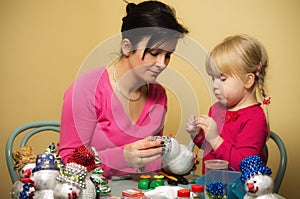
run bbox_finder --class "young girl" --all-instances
[186,34,270,173]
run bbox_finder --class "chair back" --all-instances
[6,120,60,184]
[264,130,287,193]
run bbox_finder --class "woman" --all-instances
[58,1,190,178]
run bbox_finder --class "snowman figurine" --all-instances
[11,145,36,199]
[54,162,87,199]
[240,156,278,199]
[67,145,98,199]
[32,153,60,199]
[12,169,35,199]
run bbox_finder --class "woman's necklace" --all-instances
[113,65,143,102]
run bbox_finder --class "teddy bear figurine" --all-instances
[240,156,278,199]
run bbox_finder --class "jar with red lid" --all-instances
[191,184,204,199]
[177,189,190,199]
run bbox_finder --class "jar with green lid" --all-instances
[150,174,164,189]
[138,174,151,190]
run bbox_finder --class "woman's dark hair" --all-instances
[121,1,189,57]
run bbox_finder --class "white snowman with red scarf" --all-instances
[240,156,278,199]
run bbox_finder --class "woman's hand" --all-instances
[185,115,202,139]
[124,136,164,168]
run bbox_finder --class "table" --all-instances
[105,173,194,197]
[104,173,286,199]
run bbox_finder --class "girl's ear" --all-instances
[244,73,255,89]
[121,38,132,56]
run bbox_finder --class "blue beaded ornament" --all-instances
[206,182,227,199]
[239,155,272,183]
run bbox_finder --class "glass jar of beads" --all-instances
[204,160,228,198]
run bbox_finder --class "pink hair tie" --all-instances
[256,62,262,76]
[263,96,271,105]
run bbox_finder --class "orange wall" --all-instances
[1,0,299,198]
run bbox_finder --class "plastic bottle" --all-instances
[138,174,151,190]
[150,174,164,189]
[191,184,204,199]
[177,189,191,199]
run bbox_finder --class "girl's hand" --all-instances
[185,115,202,139]
[197,115,220,148]
[124,136,164,168]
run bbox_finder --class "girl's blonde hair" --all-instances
[206,34,269,101]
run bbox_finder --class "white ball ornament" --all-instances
[151,136,194,175]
